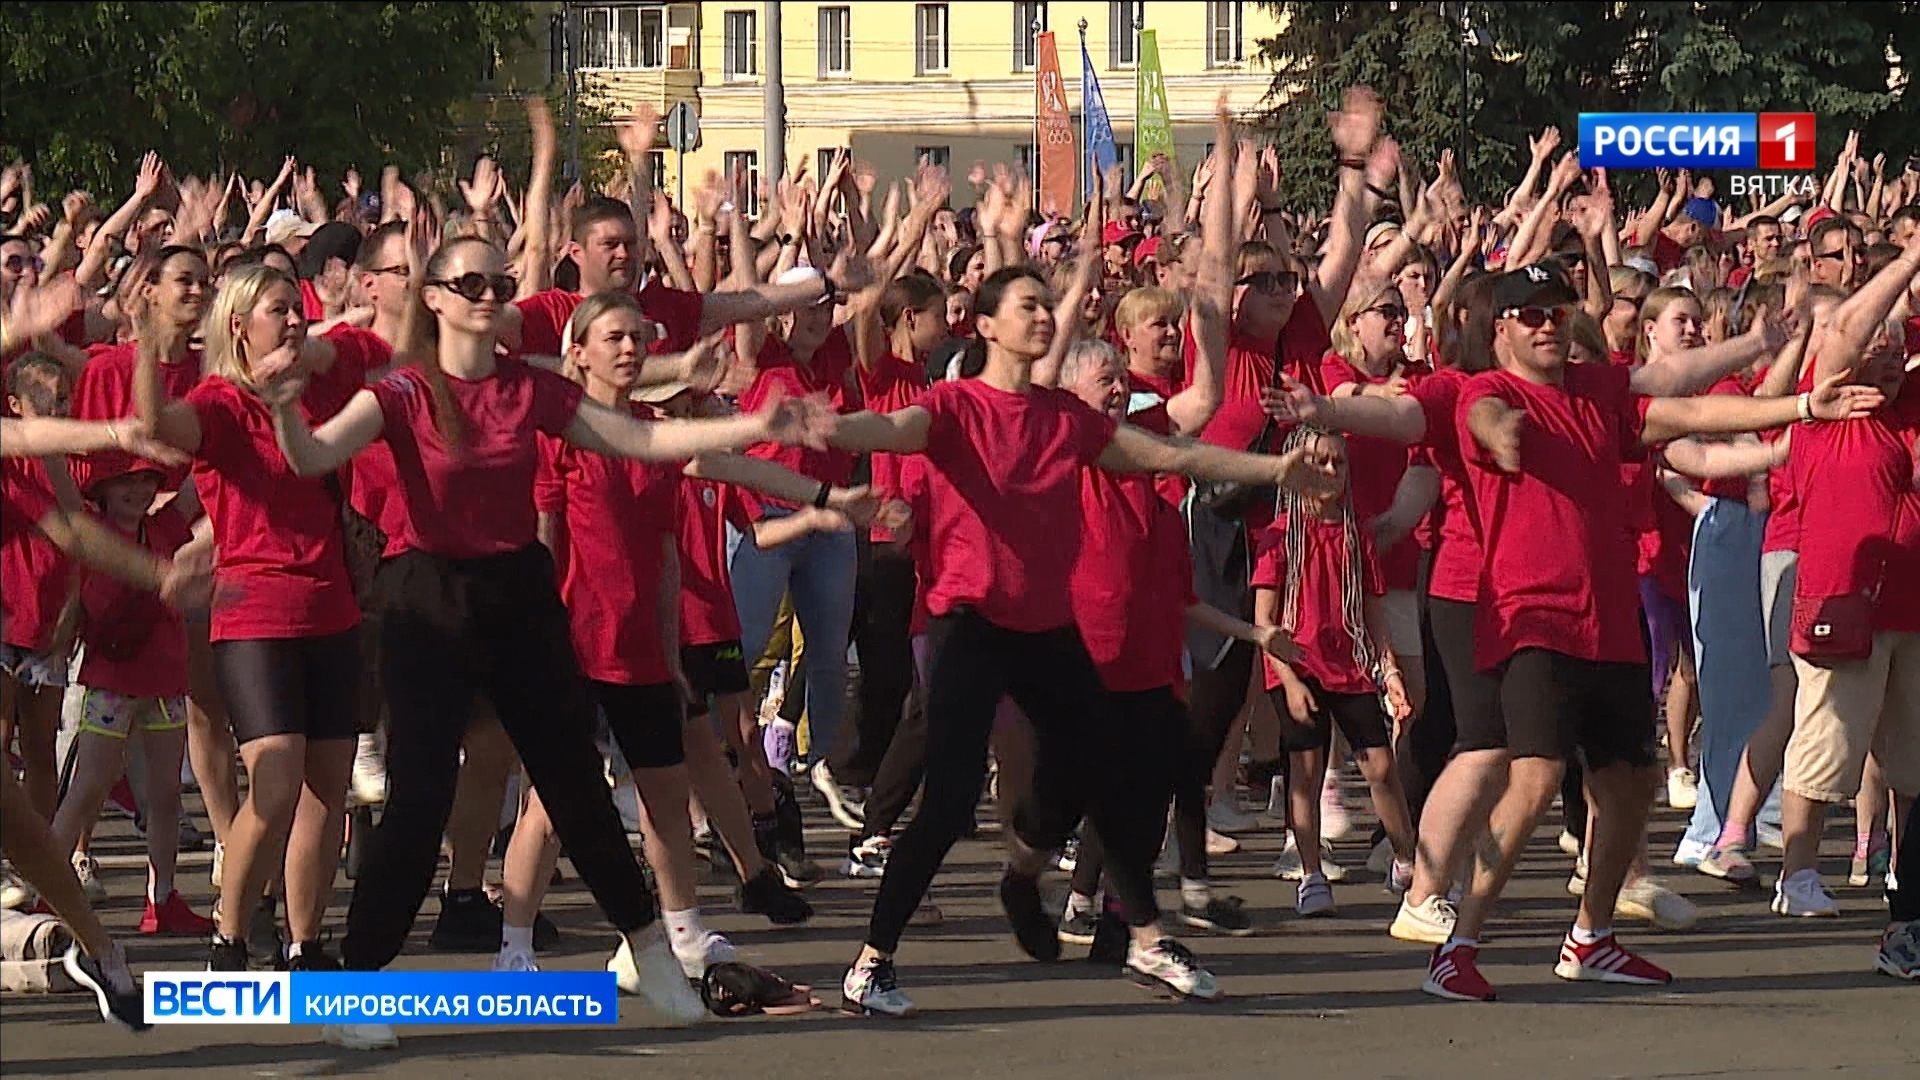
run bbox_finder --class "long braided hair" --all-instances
[1274,424,1379,684]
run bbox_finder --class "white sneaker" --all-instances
[1666,767,1698,811]
[672,930,737,981]
[1771,868,1839,918]
[1126,937,1223,1002]
[1272,835,1348,882]
[492,946,540,972]
[1558,830,1582,856]
[811,761,866,831]
[1,864,34,910]
[843,835,891,879]
[608,925,706,1025]
[1320,778,1353,841]
[72,854,106,903]
[842,956,915,1017]
[1615,878,1699,930]
[1296,872,1337,917]
[1366,837,1394,876]
[1206,797,1260,835]
[1204,828,1239,856]
[350,733,387,806]
[1390,894,1457,944]
[323,1023,399,1050]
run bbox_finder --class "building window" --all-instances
[913,146,951,173]
[1207,2,1244,66]
[1109,1,1143,68]
[817,6,852,78]
[581,4,667,70]
[1016,144,1036,179]
[648,151,668,191]
[1115,144,1135,187]
[915,4,950,76]
[1012,1,1047,72]
[816,146,849,180]
[723,9,757,80]
[724,151,761,216]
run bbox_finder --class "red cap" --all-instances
[79,451,162,502]
[1133,235,1163,267]
[1101,221,1144,247]
[1802,206,1837,232]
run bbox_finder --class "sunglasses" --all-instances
[2,254,42,273]
[1235,270,1301,295]
[428,272,517,302]
[363,264,408,278]
[1363,304,1409,322]
[1501,304,1573,329]
[1811,248,1858,263]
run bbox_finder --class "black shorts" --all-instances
[213,629,363,745]
[1498,648,1657,770]
[595,680,686,769]
[1271,676,1392,754]
[1429,597,1506,754]
[680,640,749,717]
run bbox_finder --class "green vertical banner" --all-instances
[1134,28,1177,203]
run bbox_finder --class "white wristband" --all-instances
[1796,391,1814,423]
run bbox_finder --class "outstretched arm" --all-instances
[271,388,385,477]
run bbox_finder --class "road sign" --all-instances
[665,102,700,153]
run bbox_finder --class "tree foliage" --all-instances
[0,2,530,193]
[1256,1,1914,209]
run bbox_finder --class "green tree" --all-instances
[1255,1,1914,209]
[0,2,531,194]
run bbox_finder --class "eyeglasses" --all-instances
[1501,304,1573,329]
[362,264,408,278]
[2,254,42,274]
[1235,270,1301,295]
[1614,293,1646,307]
[427,272,517,302]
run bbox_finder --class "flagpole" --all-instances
[1032,17,1043,212]
[1077,19,1091,210]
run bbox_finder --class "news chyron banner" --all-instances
[145,970,621,1026]
[1579,113,1816,170]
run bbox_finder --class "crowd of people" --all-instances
[1,88,1917,1046]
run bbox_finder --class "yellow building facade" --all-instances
[493,1,1282,211]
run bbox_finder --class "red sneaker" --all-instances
[1422,943,1497,1001]
[1554,933,1672,985]
[140,891,215,936]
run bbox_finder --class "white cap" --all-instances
[776,265,822,287]
[265,209,320,246]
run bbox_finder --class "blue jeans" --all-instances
[727,511,858,763]
[1680,498,1781,858]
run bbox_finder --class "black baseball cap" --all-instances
[1491,263,1579,313]
[300,223,363,280]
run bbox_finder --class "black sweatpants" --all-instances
[1889,795,1918,924]
[837,545,918,788]
[1400,552,1457,826]
[341,546,656,971]
[1067,687,1186,904]
[866,609,1162,953]
[1174,637,1258,882]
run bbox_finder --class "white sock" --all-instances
[663,908,706,956]
[1065,891,1097,919]
[501,924,533,953]
[1570,923,1608,946]
[286,940,306,960]
[1180,878,1211,909]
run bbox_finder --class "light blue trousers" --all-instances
[726,512,859,762]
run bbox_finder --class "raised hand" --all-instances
[61,190,93,225]
[4,275,82,344]
[615,104,662,163]
[1260,374,1325,425]
[828,247,876,294]
[133,152,166,202]
[460,156,504,217]
[1529,126,1562,164]
[1548,151,1583,194]
[343,168,363,203]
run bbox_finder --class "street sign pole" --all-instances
[665,102,700,211]
[677,149,685,211]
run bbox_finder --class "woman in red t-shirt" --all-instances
[264,236,835,1046]
[821,265,1336,1017]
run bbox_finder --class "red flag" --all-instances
[1035,32,1076,219]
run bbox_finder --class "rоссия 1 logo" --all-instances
[1579,112,1816,170]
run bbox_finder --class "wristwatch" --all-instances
[812,482,833,509]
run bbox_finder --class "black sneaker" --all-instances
[429,888,502,952]
[739,865,813,925]
[247,896,285,970]
[1180,894,1255,936]
[63,943,149,1033]
[998,873,1061,962]
[768,836,825,888]
[287,942,342,971]
[208,935,249,972]
[771,776,807,856]
[176,816,213,853]
[1087,909,1129,966]
[1058,909,1099,947]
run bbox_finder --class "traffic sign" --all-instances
[665,102,700,153]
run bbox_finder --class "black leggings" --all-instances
[213,629,363,745]
[1173,638,1258,882]
[341,546,656,971]
[1400,554,1457,825]
[839,546,918,788]
[1892,795,1920,924]
[866,610,1163,953]
[1067,688,1186,904]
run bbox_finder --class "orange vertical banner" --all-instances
[1035,31,1077,219]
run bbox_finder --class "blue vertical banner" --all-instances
[1081,37,1117,202]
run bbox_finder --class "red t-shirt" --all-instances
[1791,375,1920,634]
[0,459,53,549]
[675,475,746,646]
[77,507,191,698]
[534,410,680,685]
[736,328,858,521]
[857,353,929,542]
[1413,368,1483,604]
[1071,463,1195,693]
[917,379,1116,632]
[186,377,362,642]
[1124,367,1190,507]
[513,281,706,358]
[1192,299,1330,456]
[1251,509,1385,694]
[1458,364,1651,670]
[371,359,584,559]
[1762,361,1823,555]
[299,279,326,322]
[896,452,934,638]
[1318,351,1428,591]
[1642,481,1693,602]
[306,326,392,424]
[0,458,71,651]
[71,342,203,492]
